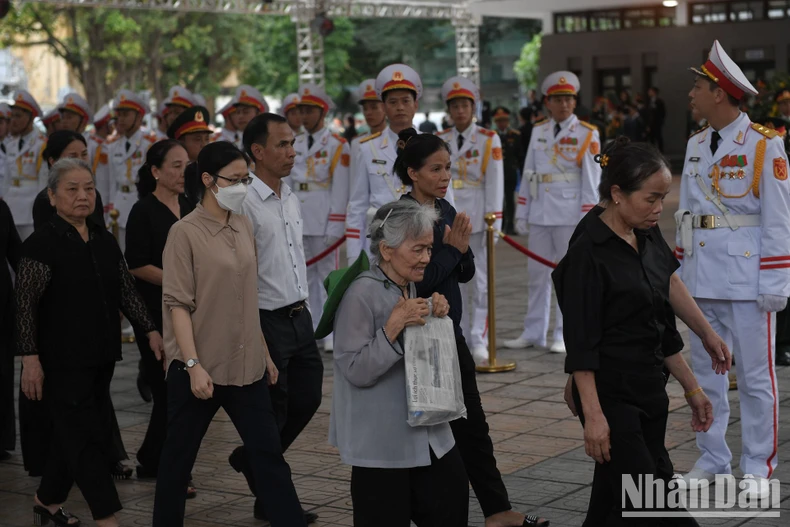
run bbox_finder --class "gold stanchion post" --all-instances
[110,209,135,344]
[476,214,516,373]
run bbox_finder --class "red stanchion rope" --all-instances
[306,236,347,267]
[499,233,558,269]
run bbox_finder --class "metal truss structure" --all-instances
[22,0,481,90]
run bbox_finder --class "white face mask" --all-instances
[212,181,247,214]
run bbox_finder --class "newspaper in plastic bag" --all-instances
[403,309,467,427]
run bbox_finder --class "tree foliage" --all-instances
[513,33,542,91]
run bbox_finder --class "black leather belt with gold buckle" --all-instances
[121,185,131,193]
[271,300,306,318]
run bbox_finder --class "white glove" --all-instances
[757,294,788,313]
[515,219,529,236]
[324,235,340,247]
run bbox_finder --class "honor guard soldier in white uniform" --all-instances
[4,91,47,239]
[355,78,388,143]
[230,85,267,143]
[0,103,10,192]
[506,71,601,353]
[92,104,114,141]
[58,93,111,216]
[437,76,504,363]
[346,64,424,263]
[161,86,196,133]
[211,99,242,150]
[107,89,157,249]
[41,109,62,137]
[676,41,790,500]
[281,93,303,135]
[292,83,350,351]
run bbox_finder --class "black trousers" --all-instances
[37,363,122,520]
[236,307,324,506]
[503,172,518,233]
[452,333,511,517]
[152,362,306,527]
[0,317,15,452]
[649,126,664,153]
[573,369,699,527]
[133,316,167,470]
[351,446,469,527]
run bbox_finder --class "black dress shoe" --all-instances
[136,373,152,403]
[253,500,318,524]
[776,347,790,366]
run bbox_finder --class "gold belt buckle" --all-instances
[121,185,131,193]
[541,174,553,183]
[299,183,309,192]
[452,180,464,189]
[11,179,20,187]
[698,215,716,229]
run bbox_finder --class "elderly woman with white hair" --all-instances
[329,199,469,527]
[15,158,163,527]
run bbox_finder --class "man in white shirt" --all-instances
[230,112,322,525]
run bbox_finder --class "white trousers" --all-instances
[690,299,779,478]
[519,224,575,347]
[303,235,338,335]
[460,232,489,348]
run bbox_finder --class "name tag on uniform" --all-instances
[537,138,547,143]
[689,157,700,162]
[372,159,387,165]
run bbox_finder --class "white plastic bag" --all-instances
[403,312,467,427]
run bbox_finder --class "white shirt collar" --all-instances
[715,111,747,140]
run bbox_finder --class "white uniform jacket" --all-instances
[3,129,48,226]
[515,115,601,226]
[290,127,351,239]
[675,112,790,301]
[437,124,504,233]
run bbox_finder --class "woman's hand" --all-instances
[147,331,165,362]
[430,293,450,318]
[564,375,577,416]
[583,413,611,464]
[688,390,714,433]
[700,329,731,375]
[443,212,472,254]
[384,297,430,341]
[21,355,45,401]
[265,354,279,386]
[188,364,214,400]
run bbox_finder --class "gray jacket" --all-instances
[328,266,455,468]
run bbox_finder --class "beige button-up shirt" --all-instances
[162,203,266,386]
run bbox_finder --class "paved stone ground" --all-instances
[1,177,788,526]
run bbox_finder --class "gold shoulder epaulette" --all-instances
[438,128,452,135]
[510,129,521,135]
[478,127,495,137]
[751,122,779,139]
[688,124,709,139]
[332,133,347,144]
[359,131,381,144]
[105,136,120,145]
[579,121,598,131]
[91,135,105,144]
[534,118,549,127]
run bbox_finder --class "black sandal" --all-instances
[33,505,81,526]
[111,461,133,481]
[523,515,550,527]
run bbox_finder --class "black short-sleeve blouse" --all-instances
[553,208,683,374]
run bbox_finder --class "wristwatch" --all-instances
[186,358,200,369]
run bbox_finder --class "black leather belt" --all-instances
[269,300,306,318]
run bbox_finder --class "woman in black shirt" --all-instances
[552,139,713,525]
[395,128,549,527]
[0,200,21,461]
[17,158,163,527]
[32,131,106,231]
[125,139,194,488]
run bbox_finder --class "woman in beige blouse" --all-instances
[152,141,306,527]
